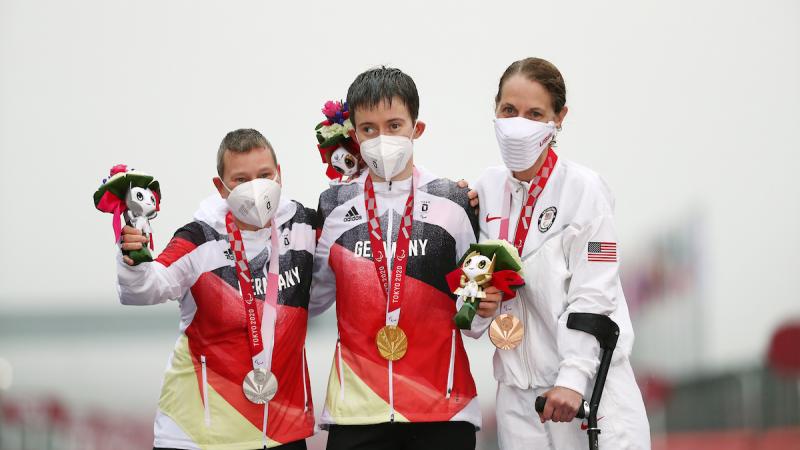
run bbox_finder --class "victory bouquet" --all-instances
[93,164,161,265]
[315,100,363,181]
[446,240,525,330]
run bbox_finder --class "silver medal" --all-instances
[242,368,278,404]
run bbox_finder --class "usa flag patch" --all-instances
[588,242,617,262]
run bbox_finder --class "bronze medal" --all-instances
[242,368,278,404]
[489,314,524,350]
[375,325,409,361]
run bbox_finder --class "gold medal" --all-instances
[489,314,524,350]
[375,325,408,361]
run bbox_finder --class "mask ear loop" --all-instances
[552,121,561,148]
[220,179,234,193]
[349,134,361,183]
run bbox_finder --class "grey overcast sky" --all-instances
[1,0,798,370]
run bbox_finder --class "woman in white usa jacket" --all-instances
[466,58,651,449]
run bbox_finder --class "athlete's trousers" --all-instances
[326,421,475,450]
[496,360,650,450]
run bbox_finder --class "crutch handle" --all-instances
[534,395,588,420]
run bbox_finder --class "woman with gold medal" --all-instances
[464,58,650,449]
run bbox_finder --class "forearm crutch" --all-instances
[534,312,620,450]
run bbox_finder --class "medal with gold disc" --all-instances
[364,169,418,361]
[446,239,525,349]
[375,325,409,361]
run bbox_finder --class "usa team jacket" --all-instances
[465,159,636,397]
[116,195,316,450]
[310,166,482,429]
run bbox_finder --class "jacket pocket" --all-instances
[446,330,456,398]
[337,338,345,401]
[200,355,211,427]
[302,348,309,412]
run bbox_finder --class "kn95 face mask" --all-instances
[359,127,415,181]
[223,175,281,228]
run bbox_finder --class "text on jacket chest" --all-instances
[353,239,429,258]
[251,266,301,295]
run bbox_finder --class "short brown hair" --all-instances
[347,66,419,126]
[216,129,277,177]
[495,58,566,114]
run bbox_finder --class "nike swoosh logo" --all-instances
[485,214,502,223]
[581,416,604,430]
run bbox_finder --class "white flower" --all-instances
[319,123,346,140]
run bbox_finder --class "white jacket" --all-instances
[466,159,635,397]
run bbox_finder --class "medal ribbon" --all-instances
[364,168,418,325]
[499,148,558,256]
[225,212,280,372]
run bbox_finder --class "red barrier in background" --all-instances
[768,321,800,376]
[0,395,152,450]
[652,428,800,450]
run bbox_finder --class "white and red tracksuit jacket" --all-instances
[465,159,636,394]
[466,159,650,449]
[116,195,316,450]
[310,166,482,429]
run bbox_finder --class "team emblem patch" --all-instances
[538,207,557,232]
[420,200,430,219]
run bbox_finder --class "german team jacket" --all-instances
[310,166,482,429]
[116,195,316,450]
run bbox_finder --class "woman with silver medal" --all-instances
[115,129,315,449]
[465,58,650,449]
[222,173,283,406]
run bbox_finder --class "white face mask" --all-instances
[494,117,556,172]
[359,126,415,181]
[223,175,281,228]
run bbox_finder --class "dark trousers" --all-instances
[155,439,306,450]
[326,421,476,450]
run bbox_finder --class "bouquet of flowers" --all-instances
[446,240,525,329]
[93,164,161,265]
[314,100,362,180]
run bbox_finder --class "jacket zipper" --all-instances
[200,355,211,427]
[519,278,534,387]
[446,329,456,398]
[513,183,535,387]
[387,202,395,422]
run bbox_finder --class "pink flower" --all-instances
[109,164,128,176]
[322,100,342,118]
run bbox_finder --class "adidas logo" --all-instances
[344,206,363,222]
